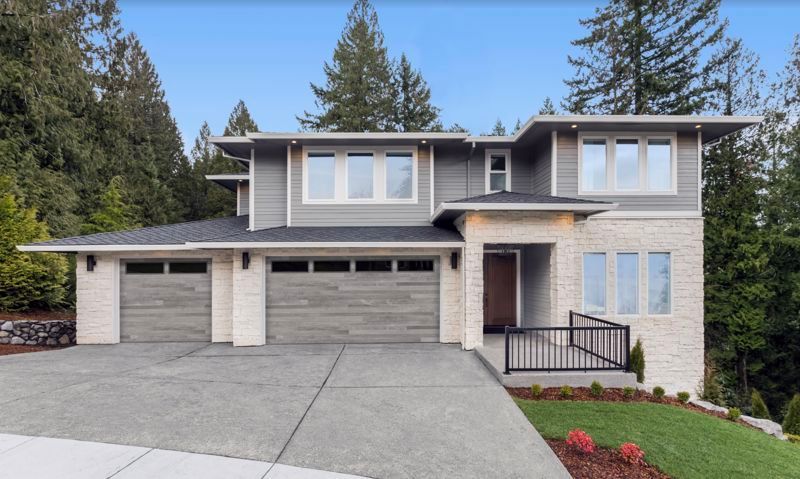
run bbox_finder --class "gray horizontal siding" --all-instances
[238,183,249,216]
[531,138,551,195]
[253,145,287,229]
[290,147,432,226]
[556,132,699,211]
[432,145,469,207]
[522,245,550,328]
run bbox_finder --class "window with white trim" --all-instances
[579,133,676,194]
[307,152,335,200]
[583,253,606,315]
[486,149,510,193]
[648,253,671,314]
[347,152,374,199]
[616,253,639,314]
[385,152,413,200]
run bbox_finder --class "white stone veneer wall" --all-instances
[75,250,232,345]
[457,211,704,394]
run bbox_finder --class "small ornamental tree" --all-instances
[630,338,645,383]
[0,178,68,311]
[750,389,771,420]
[783,394,800,435]
[566,429,595,454]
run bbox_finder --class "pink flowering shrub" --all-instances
[566,429,595,454]
[619,442,645,465]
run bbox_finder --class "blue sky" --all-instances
[118,1,799,154]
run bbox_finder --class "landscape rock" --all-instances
[741,415,786,440]
[0,321,13,331]
[690,399,728,414]
[10,337,25,345]
[0,320,76,346]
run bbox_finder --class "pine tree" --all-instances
[750,389,771,419]
[539,97,558,115]
[224,100,259,136]
[512,118,523,134]
[783,394,800,435]
[444,123,469,133]
[392,54,441,131]
[0,177,68,311]
[187,122,237,220]
[703,38,770,400]
[563,0,727,114]
[81,177,140,235]
[630,338,645,383]
[298,0,395,132]
[488,119,507,136]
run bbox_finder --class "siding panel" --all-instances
[238,183,249,216]
[522,245,551,328]
[253,145,287,229]
[433,145,469,207]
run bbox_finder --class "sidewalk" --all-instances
[0,434,369,479]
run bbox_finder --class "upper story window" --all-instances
[347,152,374,200]
[303,147,417,204]
[579,133,676,195]
[307,152,336,200]
[486,149,511,193]
[385,152,413,199]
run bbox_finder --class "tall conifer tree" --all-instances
[392,54,441,131]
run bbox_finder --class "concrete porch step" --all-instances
[475,345,638,388]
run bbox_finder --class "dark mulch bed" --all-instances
[547,439,669,479]
[508,386,753,425]
[0,344,67,356]
[0,310,76,321]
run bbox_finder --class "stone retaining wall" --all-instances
[0,320,76,346]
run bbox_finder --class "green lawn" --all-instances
[514,399,800,479]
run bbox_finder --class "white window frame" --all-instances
[303,150,337,202]
[383,150,418,203]
[578,132,677,195]
[302,146,418,204]
[485,149,511,193]
[615,252,640,315]
[582,252,607,316]
[345,150,377,202]
[647,252,673,316]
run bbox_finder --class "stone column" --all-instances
[75,253,119,344]
[211,252,233,343]
[231,249,266,346]
[462,241,485,350]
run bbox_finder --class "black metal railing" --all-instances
[503,310,630,374]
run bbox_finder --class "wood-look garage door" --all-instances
[120,260,212,342]
[265,258,440,343]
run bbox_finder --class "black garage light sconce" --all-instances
[86,255,96,272]
[450,251,459,270]
[242,252,250,270]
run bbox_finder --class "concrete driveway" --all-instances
[0,342,568,479]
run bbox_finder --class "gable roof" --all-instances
[432,190,616,222]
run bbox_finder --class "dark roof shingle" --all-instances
[446,190,611,205]
[196,225,463,244]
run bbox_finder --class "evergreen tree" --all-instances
[630,338,645,383]
[0,177,68,311]
[444,123,469,133]
[563,0,727,114]
[750,389,771,419]
[488,119,507,136]
[703,38,770,401]
[392,54,441,131]
[512,118,523,134]
[81,176,140,235]
[783,394,800,435]
[224,100,259,136]
[298,0,395,132]
[186,122,237,220]
[539,97,558,115]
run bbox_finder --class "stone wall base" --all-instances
[0,320,76,346]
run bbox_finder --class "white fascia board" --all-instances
[208,136,253,144]
[245,132,468,141]
[205,174,249,181]
[222,153,250,164]
[592,209,702,218]
[17,244,196,253]
[431,201,618,222]
[185,241,465,249]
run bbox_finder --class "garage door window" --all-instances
[313,260,350,272]
[397,260,434,272]
[126,262,164,274]
[272,261,309,273]
[169,262,207,274]
[355,260,392,272]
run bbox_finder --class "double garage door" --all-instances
[265,257,440,344]
[120,259,212,342]
[118,257,440,344]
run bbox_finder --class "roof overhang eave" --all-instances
[431,202,619,222]
[16,244,197,253]
[185,241,465,249]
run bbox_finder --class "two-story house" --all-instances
[20,114,762,393]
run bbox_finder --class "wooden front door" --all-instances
[484,253,517,332]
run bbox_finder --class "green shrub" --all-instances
[530,384,542,398]
[560,385,573,398]
[652,386,665,400]
[677,391,690,403]
[590,381,604,398]
[786,433,800,444]
[0,178,68,311]
[782,394,800,435]
[727,407,741,421]
[622,386,636,399]
[630,338,645,383]
[750,389,771,420]
[698,360,725,405]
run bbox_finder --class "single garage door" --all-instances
[266,257,440,343]
[120,259,212,342]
